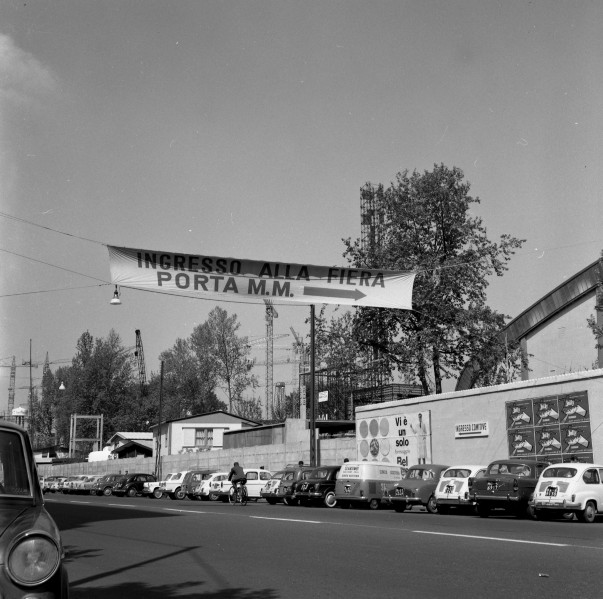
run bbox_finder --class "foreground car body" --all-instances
[292,465,341,508]
[435,465,487,514]
[192,472,230,501]
[471,459,550,518]
[0,421,69,597]
[387,464,450,513]
[533,462,603,522]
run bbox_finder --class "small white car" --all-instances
[533,462,603,522]
[194,472,230,501]
[62,474,89,494]
[210,468,273,501]
[435,465,487,514]
[161,471,191,500]
[143,472,177,499]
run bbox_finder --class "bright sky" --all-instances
[1,1,602,413]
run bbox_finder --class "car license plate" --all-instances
[545,487,558,497]
[445,485,454,494]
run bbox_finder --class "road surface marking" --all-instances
[414,530,568,547]
[251,516,321,524]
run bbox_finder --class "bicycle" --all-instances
[229,481,248,505]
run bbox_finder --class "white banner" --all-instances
[108,246,415,309]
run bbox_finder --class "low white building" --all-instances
[151,410,260,456]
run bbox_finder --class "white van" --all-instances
[335,461,406,510]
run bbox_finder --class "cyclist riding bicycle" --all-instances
[228,462,247,493]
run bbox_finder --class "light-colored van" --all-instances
[335,461,406,510]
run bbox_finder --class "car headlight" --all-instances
[7,533,61,586]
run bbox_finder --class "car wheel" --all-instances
[577,501,596,523]
[266,498,277,505]
[437,504,450,515]
[102,486,112,497]
[209,492,220,501]
[477,504,490,518]
[283,496,298,506]
[324,491,337,508]
[426,495,438,514]
[152,488,163,499]
[126,487,137,498]
[368,498,380,510]
[174,487,185,500]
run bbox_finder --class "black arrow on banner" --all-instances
[303,287,367,301]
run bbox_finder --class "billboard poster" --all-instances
[561,421,592,455]
[356,410,431,467]
[506,391,591,462]
[506,399,534,429]
[535,425,563,456]
[535,396,560,426]
[560,391,589,423]
[508,427,536,457]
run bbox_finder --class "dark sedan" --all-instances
[0,421,69,597]
[292,465,341,508]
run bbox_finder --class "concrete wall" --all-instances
[356,369,603,467]
[37,431,355,477]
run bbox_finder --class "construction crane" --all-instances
[1,353,69,415]
[290,327,308,418]
[134,330,148,396]
[264,299,278,419]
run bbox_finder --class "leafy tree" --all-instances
[190,307,257,412]
[155,337,224,421]
[343,164,525,394]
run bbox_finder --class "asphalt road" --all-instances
[45,494,603,599]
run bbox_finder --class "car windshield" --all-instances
[488,463,531,476]
[443,469,471,478]
[542,467,577,478]
[407,468,434,480]
[310,468,330,479]
[0,429,32,498]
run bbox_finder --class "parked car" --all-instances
[142,473,176,499]
[193,472,231,501]
[260,470,287,504]
[435,465,487,514]
[261,465,316,506]
[335,461,408,510]
[91,473,126,497]
[42,475,61,493]
[112,472,157,497]
[0,420,70,597]
[50,477,68,493]
[82,475,104,494]
[386,464,450,513]
[210,468,274,502]
[533,462,603,522]
[62,475,90,494]
[470,458,550,519]
[160,471,191,500]
[181,470,214,500]
[292,465,341,508]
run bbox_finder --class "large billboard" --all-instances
[356,410,432,467]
